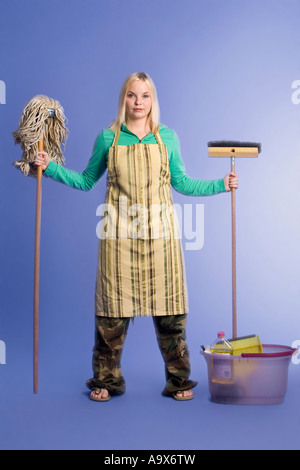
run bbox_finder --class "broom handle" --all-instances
[33,139,43,393]
[231,157,237,338]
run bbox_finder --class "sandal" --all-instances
[90,388,111,402]
[173,390,194,401]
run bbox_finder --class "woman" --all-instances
[35,72,238,402]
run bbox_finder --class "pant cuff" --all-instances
[161,379,198,397]
[86,378,126,396]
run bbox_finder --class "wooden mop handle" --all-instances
[231,157,237,338]
[33,139,43,393]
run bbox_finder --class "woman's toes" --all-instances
[175,389,193,399]
[101,389,109,398]
[90,388,109,400]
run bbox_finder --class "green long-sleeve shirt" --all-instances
[44,123,226,196]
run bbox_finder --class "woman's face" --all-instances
[125,80,152,123]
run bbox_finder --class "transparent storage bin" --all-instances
[200,344,297,405]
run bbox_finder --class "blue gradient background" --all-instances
[0,0,299,450]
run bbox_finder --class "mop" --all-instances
[208,141,261,347]
[12,95,68,393]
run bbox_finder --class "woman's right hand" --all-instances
[34,151,50,171]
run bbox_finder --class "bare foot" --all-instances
[174,389,194,400]
[90,388,110,401]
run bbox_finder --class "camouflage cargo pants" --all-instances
[86,314,198,396]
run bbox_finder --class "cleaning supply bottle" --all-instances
[210,332,233,383]
[211,332,233,354]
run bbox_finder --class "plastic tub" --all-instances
[200,344,297,405]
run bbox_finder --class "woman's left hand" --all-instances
[224,172,239,191]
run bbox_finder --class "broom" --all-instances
[12,95,68,393]
[208,141,261,338]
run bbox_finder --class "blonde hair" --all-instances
[110,72,160,134]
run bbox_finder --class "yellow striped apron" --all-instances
[95,129,188,317]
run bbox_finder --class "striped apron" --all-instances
[95,128,188,317]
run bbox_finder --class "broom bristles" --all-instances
[12,94,69,177]
[208,140,261,153]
